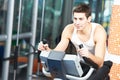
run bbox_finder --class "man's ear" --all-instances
[88,16,92,22]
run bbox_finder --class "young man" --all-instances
[38,3,112,80]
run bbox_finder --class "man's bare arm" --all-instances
[54,25,73,51]
[89,25,107,67]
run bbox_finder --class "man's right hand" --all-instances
[38,41,51,51]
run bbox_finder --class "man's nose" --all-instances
[76,20,79,24]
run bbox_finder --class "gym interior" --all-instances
[0,0,120,80]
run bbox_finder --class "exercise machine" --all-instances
[40,50,95,80]
[39,41,113,80]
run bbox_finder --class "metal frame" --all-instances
[1,0,15,80]
[1,0,38,80]
[26,0,38,80]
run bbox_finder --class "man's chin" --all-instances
[76,27,83,30]
[76,28,82,31]
[75,26,83,30]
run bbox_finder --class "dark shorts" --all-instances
[83,61,112,80]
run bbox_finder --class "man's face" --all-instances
[73,12,91,30]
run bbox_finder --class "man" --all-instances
[38,3,112,80]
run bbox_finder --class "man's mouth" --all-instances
[77,26,83,28]
[80,26,83,27]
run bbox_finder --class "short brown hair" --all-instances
[73,3,91,18]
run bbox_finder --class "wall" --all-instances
[108,0,120,79]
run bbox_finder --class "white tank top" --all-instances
[71,23,98,54]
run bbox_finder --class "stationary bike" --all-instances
[40,44,112,80]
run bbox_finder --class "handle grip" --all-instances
[79,44,99,69]
[38,39,48,62]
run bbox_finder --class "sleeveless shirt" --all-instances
[71,23,99,54]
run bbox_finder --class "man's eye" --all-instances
[74,18,77,20]
[79,18,83,20]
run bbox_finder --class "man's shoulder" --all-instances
[92,22,101,26]
[91,22,105,31]
[62,24,74,37]
[64,23,74,30]
[65,23,74,27]
[93,23,107,41]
